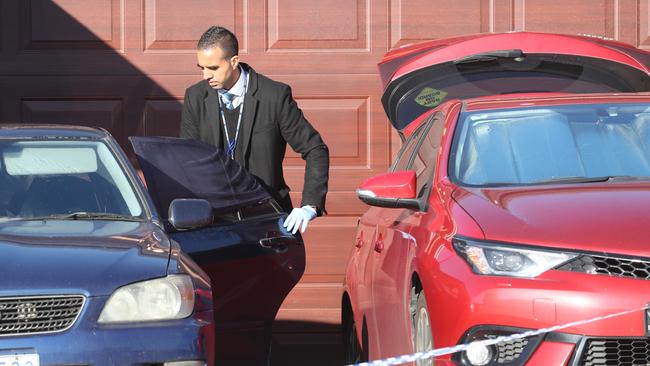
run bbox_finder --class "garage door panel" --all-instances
[285,167,391,192]
[21,99,123,135]
[275,283,344,330]
[390,0,489,48]
[142,98,183,137]
[267,0,368,51]
[289,191,370,216]
[300,216,358,275]
[637,1,650,48]
[518,0,615,38]
[280,283,343,309]
[284,97,369,166]
[21,0,122,51]
[143,0,246,52]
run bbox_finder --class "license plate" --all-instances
[0,354,39,366]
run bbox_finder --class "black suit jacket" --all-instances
[180,63,329,214]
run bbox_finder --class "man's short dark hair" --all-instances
[197,26,239,58]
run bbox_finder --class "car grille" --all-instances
[454,328,541,366]
[581,338,650,365]
[0,295,85,336]
[494,338,528,363]
[557,255,650,280]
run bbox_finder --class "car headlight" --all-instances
[98,275,194,323]
[453,238,577,278]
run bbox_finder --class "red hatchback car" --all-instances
[343,32,650,366]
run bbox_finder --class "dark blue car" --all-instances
[0,125,305,366]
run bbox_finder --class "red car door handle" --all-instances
[355,232,364,248]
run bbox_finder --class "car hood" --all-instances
[0,220,170,296]
[381,32,650,130]
[452,182,650,257]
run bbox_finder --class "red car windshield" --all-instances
[450,102,650,186]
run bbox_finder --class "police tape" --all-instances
[349,305,649,366]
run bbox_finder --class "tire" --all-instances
[343,313,363,364]
[412,290,433,366]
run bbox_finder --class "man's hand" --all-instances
[283,206,317,234]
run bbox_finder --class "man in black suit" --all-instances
[180,26,329,234]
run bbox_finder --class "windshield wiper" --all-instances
[480,176,650,187]
[22,212,143,222]
[529,176,615,185]
[529,175,650,185]
[454,49,525,65]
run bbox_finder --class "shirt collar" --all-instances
[219,65,247,98]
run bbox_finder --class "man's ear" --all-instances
[230,55,240,69]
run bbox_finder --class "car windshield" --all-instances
[0,139,144,220]
[451,102,650,186]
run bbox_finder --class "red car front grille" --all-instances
[557,255,650,280]
[582,338,650,365]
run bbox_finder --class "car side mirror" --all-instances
[356,170,422,210]
[168,198,212,231]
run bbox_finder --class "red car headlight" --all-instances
[453,237,577,278]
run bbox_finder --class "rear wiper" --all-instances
[24,212,143,222]
[454,49,525,64]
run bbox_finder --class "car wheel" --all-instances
[343,313,363,364]
[412,290,433,366]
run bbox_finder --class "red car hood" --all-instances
[452,182,650,256]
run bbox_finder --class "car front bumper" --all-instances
[428,252,650,365]
[0,296,215,366]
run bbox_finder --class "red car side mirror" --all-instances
[356,170,422,210]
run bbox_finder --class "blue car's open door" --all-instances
[130,136,305,365]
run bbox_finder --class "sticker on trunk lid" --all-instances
[415,87,448,108]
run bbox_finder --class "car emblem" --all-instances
[16,303,38,322]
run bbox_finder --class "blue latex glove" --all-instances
[283,206,317,234]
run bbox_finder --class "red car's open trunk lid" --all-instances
[380,32,650,131]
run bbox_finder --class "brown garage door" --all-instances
[0,0,646,361]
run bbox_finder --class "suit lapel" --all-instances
[240,64,259,163]
[204,88,223,148]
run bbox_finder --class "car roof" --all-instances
[0,124,110,139]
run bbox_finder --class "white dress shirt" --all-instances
[218,65,248,110]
